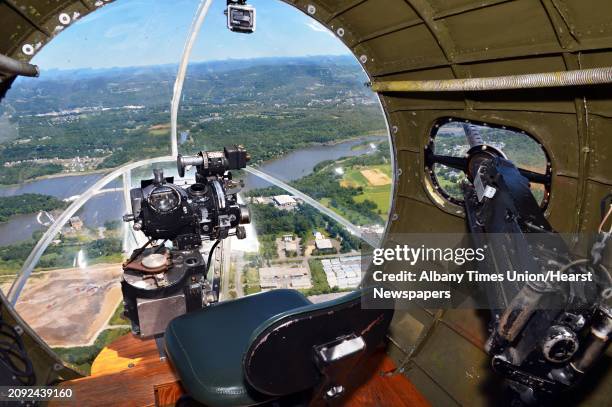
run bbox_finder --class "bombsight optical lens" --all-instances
[148,186,181,213]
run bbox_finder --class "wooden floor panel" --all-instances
[52,334,428,407]
[343,352,431,407]
[50,335,178,407]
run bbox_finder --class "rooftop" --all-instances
[315,239,334,250]
[273,195,297,206]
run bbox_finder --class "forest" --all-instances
[249,203,362,261]
[0,193,67,222]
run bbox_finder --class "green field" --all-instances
[148,129,170,136]
[242,266,261,295]
[109,302,127,326]
[341,164,392,219]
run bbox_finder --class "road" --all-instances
[219,239,232,301]
[233,258,244,298]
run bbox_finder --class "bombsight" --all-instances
[120,146,251,338]
[123,145,251,249]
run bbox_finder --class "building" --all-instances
[259,264,312,290]
[284,240,299,255]
[281,235,299,256]
[315,238,334,251]
[273,195,297,210]
[69,216,83,231]
[251,196,272,205]
[321,256,362,289]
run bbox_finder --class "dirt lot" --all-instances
[15,264,123,347]
[360,168,391,186]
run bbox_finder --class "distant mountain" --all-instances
[38,55,358,80]
[1,55,370,116]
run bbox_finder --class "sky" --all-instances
[32,0,351,70]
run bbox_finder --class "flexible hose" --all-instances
[371,67,612,93]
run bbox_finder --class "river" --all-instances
[0,135,385,246]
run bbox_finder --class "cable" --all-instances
[124,238,154,265]
[558,258,589,275]
[154,239,168,253]
[598,203,612,233]
[206,240,222,279]
[0,303,35,385]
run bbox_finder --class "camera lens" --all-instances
[148,185,181,213]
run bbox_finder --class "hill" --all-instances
[0,56,386,182]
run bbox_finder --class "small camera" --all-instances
[226,1,256,34]
[120,145,251,338]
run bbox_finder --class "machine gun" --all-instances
[460,125,611,404]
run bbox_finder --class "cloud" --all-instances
[306,20,334,36]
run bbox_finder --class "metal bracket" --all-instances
[313,334,366,402]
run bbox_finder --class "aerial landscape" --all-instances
[0,55,392,372]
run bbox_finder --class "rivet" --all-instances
[337,28,345,37]
[392,125,399,134]
[391,214,399,221]
[22,44,34,55]
[59,13,71,25]
[359,55,368,64]
[307,5,316,15]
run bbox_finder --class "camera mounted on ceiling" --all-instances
[225,0,256,34]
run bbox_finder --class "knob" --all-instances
[177,154,204,178]
[541,325,578,363]
[239,205,251,224]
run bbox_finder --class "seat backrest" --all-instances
[242,288,394,397]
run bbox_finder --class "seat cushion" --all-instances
[165,289,311,407]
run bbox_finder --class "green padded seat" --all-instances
[164,289,311,407]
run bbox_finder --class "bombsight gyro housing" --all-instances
[120,145,251,338]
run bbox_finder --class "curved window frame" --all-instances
[424,117,552,210]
